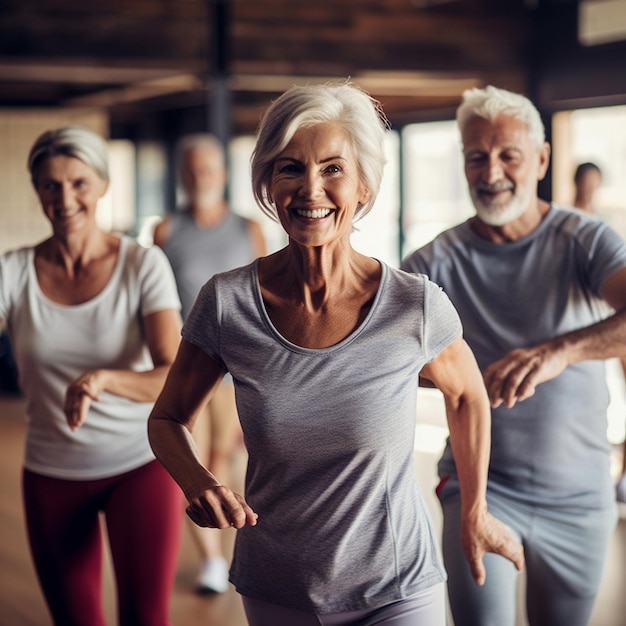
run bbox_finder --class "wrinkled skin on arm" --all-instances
[421,336,525,585]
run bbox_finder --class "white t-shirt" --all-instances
[0,236,180,480]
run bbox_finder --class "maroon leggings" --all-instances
[23,460,183,626]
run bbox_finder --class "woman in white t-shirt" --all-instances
[0,125,183,625]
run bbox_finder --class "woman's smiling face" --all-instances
[268,122,370,248]
[35,154,109,237]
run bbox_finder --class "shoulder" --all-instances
[547,203,624,246]
[387,263,427,287]
[120,236,171,272]
[152,215,173,247]
[243,216,266,254]
[401,222,469,273]
[192,261,257,320]
[547,203,605,232]
[1,246,32,271]
[383,263,433,306]
[231,211,258,232]
[0,247,33,312]
[244,216,263,234]
[211,260,257,289]
[0,247,32,290]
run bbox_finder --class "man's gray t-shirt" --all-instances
[162,210,256,319]
[402,204,626,510]
[183,260,461,612]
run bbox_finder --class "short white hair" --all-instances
[28,125,109,185]
[175,133,225,172]
[456,85,546,148]
[251,81,389,222]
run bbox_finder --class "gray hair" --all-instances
[175,133,225,172]
[251,81,389,222]
[28,125,109,185]
[456,85,546,148]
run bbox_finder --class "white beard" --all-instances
[471,179,533,227]
[191,187,224,208]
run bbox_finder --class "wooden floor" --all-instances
[0,390,625,626]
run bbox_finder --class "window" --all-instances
[401,120,473,260]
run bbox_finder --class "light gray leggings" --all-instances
[242,583,446,626]
[440,485,617,626]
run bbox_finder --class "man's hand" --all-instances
[483,342,568,408]
[462,508,525,586]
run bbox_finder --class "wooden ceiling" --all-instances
[0,0,542,134]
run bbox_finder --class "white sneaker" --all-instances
[196,557,230,594]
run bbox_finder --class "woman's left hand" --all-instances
[64,370,106,431]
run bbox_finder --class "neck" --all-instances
[189,199,228,227]
[45,229,112,278]
[267,240,376,311]
[574,195,593,213]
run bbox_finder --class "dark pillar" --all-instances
[208,0,231,145]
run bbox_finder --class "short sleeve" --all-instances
[0,253,12,322]
[422,278,462,363]
[181,277,225,367]
[583,220,626,296]
[0,248,29,324]
[401,249,431,276]
[138,244,181,316]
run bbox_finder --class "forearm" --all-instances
[555,308,626,365]
[96,365,172,402]
[445,392,491,519]
[148,414,220,500]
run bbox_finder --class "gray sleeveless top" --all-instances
[162,210,256,319]
[182,260,462,612]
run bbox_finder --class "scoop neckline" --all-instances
[29,235,126,310]
[251,258,386,354]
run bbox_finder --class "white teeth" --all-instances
[55,209,80,218]
[295,208,331,219]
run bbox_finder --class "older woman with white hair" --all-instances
[0,125,184,625]
[148,82,522,626]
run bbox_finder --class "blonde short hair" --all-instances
[28,125,109,185]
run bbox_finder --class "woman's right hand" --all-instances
[64,369,106,431]
[185,484,258,530]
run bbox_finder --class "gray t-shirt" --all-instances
[183,260,461,612]
[162,209,256,319]
[402,204,626,509]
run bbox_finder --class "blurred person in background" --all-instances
[153,133,266,594]
[0,125,183,625]
[573,161,603,214]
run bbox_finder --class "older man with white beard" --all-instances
[402,85,626,626]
